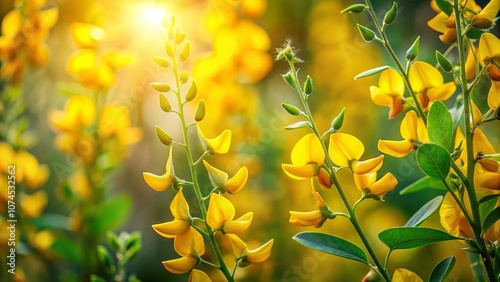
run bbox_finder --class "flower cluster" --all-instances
[143,17,273,281]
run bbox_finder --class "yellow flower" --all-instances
[20,191,48,218]
[354,172,398,197]
[152,188,192,238]
[189,269,212,282]
[162,227,205,274]
[196,124,231,155]
[479,33,500,66]
[227,234,274,264]
[68,170,91,200]
[329,133,384,174]
[289,181,333,227]
[202,160,248,194]
[471,0,500,28]
[16,150,49,189]
[409,61,456,110]
[49,95,96,132]
[282,133,325,179]
[206,193,253,234]
[99,104,142,145]
[143,146,176,192]
[0,143,15,174]
[475,159,500,190]
[370,68,405,119]
[378,111,427,157]
[392,268,423,282]
[70,23,105,49]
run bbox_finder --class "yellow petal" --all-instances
[207,193,235,229]
[103,51,133,70]
[202,160,229,189]
[465,47,478,82]
[291,133,325,167]
[152,220,189,238]
[479,33,500,65]
[20,191,48,218]
[143,172,172,192]
[174,227,205,257]
[328,133,364,167]
[189,269,212,282]
[400,110,419,141]
[370,85,393,107]
[409,61,444,92]
[227,234,248,257]
[223,212,253,234]
[392,268,424,282]
[427,12,448,33]
[351,155,384,174]
[378,139,414,158]
[67,49,97,75]
[171,188,191,220]
[369,172,398,196]
[197,124,232,154]
[378,68,405,96]
[471,101,483,125]
[440,193,473,238]
[70,23,105,49]
[472,0,500,24]
[475,162,500,190]
[317,168,332,189]
[1,10,21,38]
[289,210,323,226]
[426,82,456,103]
[353,172,377,191]
[16,150,49,189]
[474,128,496,155]
[49,95,96,131]
[488,81,500,110]
[226,166,248,194]
[282,163,318,179]
[246,239,274,263]
[162,257,197,274]
[0,143,15,173]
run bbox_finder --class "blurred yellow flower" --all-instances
[392,268,423,282]
[329,133,384,174]
[163,227,205,274]
[409,61,456,110]
[196,124,232,155]
[99,104,142,145]
[70,23,105,49]
[282,133,325,179]
[203,160,248,194]
[68,170,91,200]
[49,95,96,132]
[189,269,212,282]
[227,234,274,263]
[153,188,192,238]
[20,191,48,218]
[354,171,398,197]
[370,68,405,119]
[143,146,176,192]
[378,111,428,157]
[16,150,49,189]
[207,193,253,234]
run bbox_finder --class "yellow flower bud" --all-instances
[185,81,197,102]
[179,41,191,62]
[155,125,173,146]
[150,82,171,92]
[151,55,170,67]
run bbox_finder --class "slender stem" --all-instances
[172,54,234,282]
[453,1,496,281]
[364,0,427,124]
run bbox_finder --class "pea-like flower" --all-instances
[289,181,334,227]
[188,269,212,282]
[206,193,253,234]
[162,227,205,274]
[479,33,500,66]
[196,124,232,155]
[203,160,248,194]
[475,159,500,190]
[378,111,428,158]
[329,133,384,174]
[471,0,500,29]
[152,188,192,238]
[409,61,456,110]
[369,68,405,119]
[226,234,274,265]
[143,146,176,191]
[282,133,325,179]
[354,172,398,198]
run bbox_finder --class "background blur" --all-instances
[1,0,499,281]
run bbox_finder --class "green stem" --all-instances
[288,61,392,282]
[172,55,234,282]
[364,0,427,124]
[453,1,496,281]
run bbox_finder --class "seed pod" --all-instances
[195,99,206,122]
[150,83,171,92]
[155,126,173,146]
[159,93,171,112]
[185,81,197,102]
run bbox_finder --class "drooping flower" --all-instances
[409,61,456,110]
[289,180,334,227]
[354,171,398,198]
[196,124,231,154]
[369,68,405,119]
[152,188,192,238]
[162,227,205,274]
[378,110,428,157]
[227,234,274,264]
[282,133,325,179]
[206,193,253,234]
[471,0,500,29]
[203,160,248,194]
[188,269,212,282]
[329,133,384,174]
[143,146,176,191]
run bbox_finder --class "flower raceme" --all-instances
[152,188,192,238]
[282,133,325,179]
[227,234,274,265]
[329,133,384,174]
[143,146,176,192]
[203,160,248,194]
[370,68,405,119]
[378,110,428,158]
[409,61,456,110]
[162,227,205,274]
[207,193,253,234]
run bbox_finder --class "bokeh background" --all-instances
[1,0,499,281]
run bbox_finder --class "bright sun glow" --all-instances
[138,6,167,29]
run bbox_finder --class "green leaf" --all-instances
[354,66,390,80]
[378,227,462,250]
[125,231,142,251]
[124,243,141,263]
[96,195,132,237]
[51,236,82,264]
[399,177,447,194]
[357,24,376,42]
[429,256,456,282]
[428,101,453,152]
[285,121,311,130]
[436,0,453,16]
[482,206,500,234]
[90,275,107,282]
[107,231,121,252]
[31,213,70,230]
[450,103,463,131]
[479,193,500,204]
[405,196,443,227]
[340,4,367,14]
[416,144,451,180]
[293,232,368,265]
[480,197,497,223]
[97,245,116,274]
[383,2,398,25]
[466,28,485,39]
